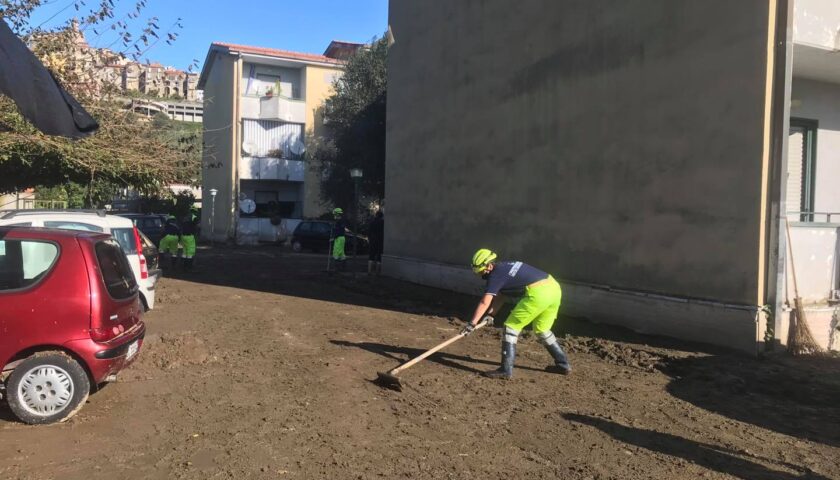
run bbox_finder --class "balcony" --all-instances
[239,157,305,182]
[258,95,306,123]
[793,0,840,83]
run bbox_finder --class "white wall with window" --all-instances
[789,78,840,218]
[783,78,840,317]
[241,63,303,99]
[240,119,305,160]
[240,180,303,219]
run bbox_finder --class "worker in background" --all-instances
[367,211,384,275]
[331,207,348,271]
[464,249,571,379]
[160,216,181,270]
[180,214,198,272]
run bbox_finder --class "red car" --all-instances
[0,227,145,424]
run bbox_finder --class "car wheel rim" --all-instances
[17,365,74,417]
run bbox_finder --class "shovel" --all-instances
[376,316,493,391]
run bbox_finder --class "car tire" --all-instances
[5,352,91,425]
[292,241,302,252]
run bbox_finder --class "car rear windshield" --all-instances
[95,240,137,299]
[0,240,59,291]
[111,227,138,255]
[43,221,104,233]
[141,217,163,229]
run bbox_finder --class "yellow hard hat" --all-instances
[471,249,497,274]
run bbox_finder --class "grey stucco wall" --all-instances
[386,0,774,305]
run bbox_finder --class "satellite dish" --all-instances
[242,141,257,156]
[290,140,306,156]
[239,198,256,214]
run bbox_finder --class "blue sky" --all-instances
[27,0,388,71]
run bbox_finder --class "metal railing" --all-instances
[786,212,840,224]
[19,199,68,210]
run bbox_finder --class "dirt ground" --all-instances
[1,246,839,479]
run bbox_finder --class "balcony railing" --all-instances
[258,95,306,123]
[787,212,840,224]
[239,157,305,182]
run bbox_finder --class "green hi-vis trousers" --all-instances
[504,276,562,334]
[160,234,180,255]
[181,235,196,258]
[332,236,346,261]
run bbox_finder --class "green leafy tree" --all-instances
[314,36,387,213]
[0,1,200,207]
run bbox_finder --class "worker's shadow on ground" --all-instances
[659,353,840,449]
[564,413,832,480]
[329,340,547,375]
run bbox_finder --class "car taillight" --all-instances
[90,327,118,342]
[133,226,149,279]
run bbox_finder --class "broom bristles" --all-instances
[789,299,824,356]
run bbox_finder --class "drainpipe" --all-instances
[227,53,243,243]
[768,0,794,352]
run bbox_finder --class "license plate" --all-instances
[126,340,139,360]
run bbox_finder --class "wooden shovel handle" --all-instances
[390,317,491,376]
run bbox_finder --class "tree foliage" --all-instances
[314,36,387,213]
[0,0,199,206]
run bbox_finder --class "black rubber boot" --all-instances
[545,342,571,375]
[183,258,194,272]
[483,341,515,379]
[169,255,177,270]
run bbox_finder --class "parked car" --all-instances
[0,227,145,424]
[118,213,165,246]
[0,210,160,310]
[137,229,161,275]
[291,220,368,254]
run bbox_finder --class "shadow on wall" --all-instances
[564,413,833,480]
[658,353,840,448]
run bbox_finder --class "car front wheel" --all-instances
[292,240,303,252]
[5,352,91,425]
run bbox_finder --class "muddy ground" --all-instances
[1,246,839,479]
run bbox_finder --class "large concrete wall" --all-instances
[201,52,238,241]
[386,0,776,307]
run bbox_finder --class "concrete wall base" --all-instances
[383,255,762,355]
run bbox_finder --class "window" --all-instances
[0,240,59,291]
[255,74,282,96]
[141,217,163,229]
[44,221,103,232]
[296,222,312,233]
[787,119,817,222]
[241,119,305,159]
[7,222,31,227]
[95,240,137,299]
[111,228,138,255]
[313,223,331,235]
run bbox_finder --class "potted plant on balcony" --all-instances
[264,86,274,98]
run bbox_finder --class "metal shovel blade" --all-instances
[375,371,403,391]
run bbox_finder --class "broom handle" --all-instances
[390,318,490,375]
[785,219,801,299]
